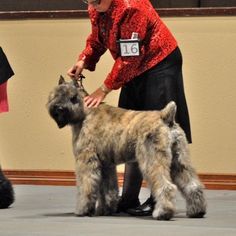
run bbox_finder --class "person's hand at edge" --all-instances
[67,60,85,80]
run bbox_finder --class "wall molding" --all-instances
[3,170,236,190]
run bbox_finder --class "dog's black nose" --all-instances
[51,105,68,120]
[50,105,70,128]
[53,105,65,115]
[55,105,64,112]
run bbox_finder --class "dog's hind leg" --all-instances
[170,133,207,218]
[147,158,177,220]
[96,164,119,215]
[74,151,101,216]
[137,145,177,220]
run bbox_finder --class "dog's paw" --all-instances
[152,207,174,221]
[187,204,206,218]
[75,212,93,217]
[186,189,207,218]
[75,206,95,217]
[187,210,206,218]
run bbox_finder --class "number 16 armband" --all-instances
[117,32,141,57]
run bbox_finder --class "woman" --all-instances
[67,0,192,216]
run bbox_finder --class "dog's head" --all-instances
[47,76,87,128]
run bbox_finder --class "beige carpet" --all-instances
[0,185,235,236]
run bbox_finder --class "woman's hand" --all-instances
[67,60,85,79]
[84,85,111,108]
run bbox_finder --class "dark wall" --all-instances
[0,0,235,11]
[0,0,87,11]
[200,0,236,7]
[151,0,236,8]
[152,0,200,8]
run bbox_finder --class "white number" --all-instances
[120,41,140,57]
[131,44,138,54]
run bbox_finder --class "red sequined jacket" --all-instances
[79,0,177,90]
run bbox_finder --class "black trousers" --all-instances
[118,47,192,143]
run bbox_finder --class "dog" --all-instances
[47,76,206,220]
[0,166,14,209]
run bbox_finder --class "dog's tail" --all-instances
[160,101,177,126]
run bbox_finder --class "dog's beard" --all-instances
[55,117,69,128]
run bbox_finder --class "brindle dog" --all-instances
[47,76,206,220]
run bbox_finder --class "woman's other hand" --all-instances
[84,85,111,108]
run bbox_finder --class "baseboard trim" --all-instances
[3,170,236,190]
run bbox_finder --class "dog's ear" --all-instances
[58,75,65,85]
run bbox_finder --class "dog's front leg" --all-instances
[74,151,101,216]
[96,164,119,215]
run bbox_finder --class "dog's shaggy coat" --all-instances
[47,77,206,220]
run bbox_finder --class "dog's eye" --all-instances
[70,96,78,104]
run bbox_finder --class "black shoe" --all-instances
[126,197,154,216]
[117,197,140,213]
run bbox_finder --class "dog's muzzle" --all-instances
[50,105,70,128]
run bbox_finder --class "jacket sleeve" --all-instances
[104,8,149,90]
[78,9,107,71]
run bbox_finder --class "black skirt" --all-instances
[118,47,192,143]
